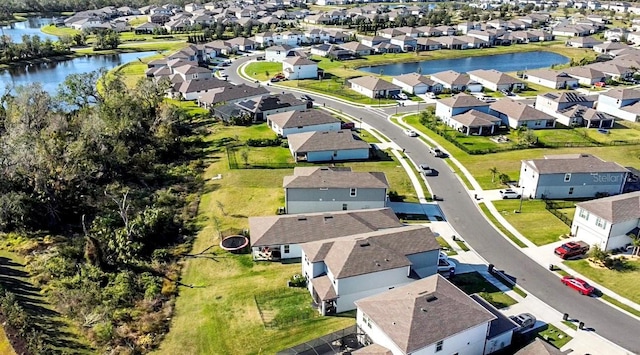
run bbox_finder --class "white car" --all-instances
[429,146,447,158]
[499,189,522,199]
[405,129,418,137]
[397,93,408,100]
[426,92,436,99]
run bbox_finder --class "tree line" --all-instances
[0,71,205,353]
[0,34,71,63]
[1,0,183,14]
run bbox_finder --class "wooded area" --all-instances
[0,72,205,353]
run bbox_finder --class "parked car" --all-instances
[397,93,408,100]
[341,122,355,130]
[256,56,265,61]
[499,189,521,199]
[510,313,537,332]
[594,81,606,88]
[554,241,590,259]
[437,257,456,276]
[429,146,447,158]
[301,94,314,101]
[561,276,595,295]
[419,164,438,176]
[404,129,418,137]
[426,92,436,99]
[269,77,281,83]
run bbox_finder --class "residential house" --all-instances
[177,77,233,100]
[227,37,256,51]
[535,92,596,116]
[564,66,606,86]
[490,99,556,129]
[449,110,501,135]
[396,26,423,38]
[134,22,161,34]
[282,56,318,80]
[197,84,269,109]
[310,43,336,57]
[302,225,440,315]
[373,43,403,54]
[172,64,212,81]
[556,105,616,128]
[416,26,443,37]
[379,27,405,39]
[459,35,490,49]
[265,44,297,62]
[305,28,331,44]
[360,36,389,47]
[435,93,491,122]
[597,88,640,121]
[458,21,481,34]
[468,69,526,92]
[593,41,627,54]
[526,69,579,89]
[435,36,469,50]
[518,154,629,199]
[566,36,602,48]
[515,338,564,355]
[268,109,342,137]
[390,35,418,51]
[339,42,373,56]
[604,28,628,42]
[552,24,594,37]
[571,191,640,251]
[416,37,442,51]
[249,208,403,260]
[235,93,308,121]
[431,70,482,92]
[587,61,635,81]
[392,73,441,94]
[284,166,388,214]
[355,275,497,355]
[348,76,402,99]
[287,130,370,162]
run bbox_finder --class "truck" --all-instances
[554,241,590,259]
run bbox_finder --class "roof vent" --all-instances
[360,242,370,247]
[324,215,333,221]
[297,216,307,221]
[426,295,438,302]
[384,258,389,262]
[420,307,427,312]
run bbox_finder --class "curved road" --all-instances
[227,56,640,353]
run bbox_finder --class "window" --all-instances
[362,314,372,328]
[350,188,357,197]
[564,173,572,182]
[579,208,590,220]
[284,245,290,253]
[320,188,328,190]
[569,187,574,195]
[436,340,443,352]
[596,217,607,229]
[342,204,348,210]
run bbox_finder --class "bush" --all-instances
[246,137,282,147]
[93,322,115,345]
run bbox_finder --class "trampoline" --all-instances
[220,235,249,253]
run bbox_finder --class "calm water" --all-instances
[0,51,156,94]
[359,51,569,76]
[0,17,57,43]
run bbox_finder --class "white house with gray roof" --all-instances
[489,99,556,129]
[518,154,629,199]
[354,275,497,355]
[467,69,526,92]
[596,88,640,122]
[526,69,579,89]
[571,191,640,251]
[283,166,388,214]
[302,225,440,315]
[435,93,490,122]
[348,76,402,99]
[287,130,370,162]
[249,208,403,260]
[282,56,318,80]
[268,109,341,137]
[392,73,441,94]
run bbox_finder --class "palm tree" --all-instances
[628,232,640,256]
[490,167,499,183]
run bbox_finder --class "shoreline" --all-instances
[0,48,161,70]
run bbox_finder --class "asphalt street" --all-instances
[227,56,640,353]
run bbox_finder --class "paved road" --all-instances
[228,56,640,353]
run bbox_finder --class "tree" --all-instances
[57,70,105,108]
[628,232,640,256]
[588,245,609,265]
[498,173,510,185]
[490,167,499,183]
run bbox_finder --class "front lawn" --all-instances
[537,324,572,349]
[449,272,518,309]
[492,200,570,246]
[245,61,283,81]
[279,79,396,105]
[563,258,640,304]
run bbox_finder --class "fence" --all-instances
[277,325,358,355]
[254,289,316,329]
[543,199,575,227]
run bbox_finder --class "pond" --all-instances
[0,51,156,94]
[0,17,57,43]
[358,51,569,76]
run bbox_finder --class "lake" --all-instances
[0,51,156,94]
[358,51,569,76]
[0,17,58,43]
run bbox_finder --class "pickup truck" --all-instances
[554,241,590,259]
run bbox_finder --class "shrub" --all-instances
[93,322,115,345]
[246,137,282,147]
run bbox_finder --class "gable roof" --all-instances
[468,69,524,86]
[249,208,403,247]
[540,91,594,104]
[522,154,629,175]
[355,275,496,354]
[489,98,550,121]
[301,225,439,279]
[439,93,489,109]
[393,73,434,87]
[348,76,402,91]
[515,339,564,355]
[558,105,616,123]
[197,84,269,105]
[600,88,640,101]
[283,56,317,66]
[527,69,575,83]
[340,41,373,52]
[283,166,388,189]
[451,109,501,127]
[178,77,233,94]
[287,129,370,153]
[576,191,640,223]
[351,344,392,355]
[431,70,470,86]
[268,109,340,129]
[236,93,305,113]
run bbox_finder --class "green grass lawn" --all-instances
[41,24,81,37]
[165,99,209,117]
[537,324,572,349]
[356,129,381,143]
[436,236,458,256]
[535,128,595,146]
[279,79,396,105]
[577,121,640,144]
[245,62,283,81]
[479,203,528,248]
[449,272,517,309]
[492,200,570,246]
[564,258,640,304]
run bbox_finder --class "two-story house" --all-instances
[519,154,629,199]
[435,93,491,122]
[571,191,640,251]
[535,92,596,117]
[596,88,640,122]
[287,130,371,162]
[249,207,404,260]
[268,110,342,137]
[302,225,440,315]
[526,69,579,89]
[283,166,388,214]
[282,56,318,80]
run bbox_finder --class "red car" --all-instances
[561,276,595,295]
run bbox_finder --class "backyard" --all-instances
[492,200,570,246]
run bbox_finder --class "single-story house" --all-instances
[431,70,482,93]
[563,66,607,86]
[392,73,440,94]
[449,109,501,136]
[348,76,402,99]
[267,109,342,137]
[235,93,308,121]
[282,56,318,80]
[287,129,370,162]
[302,225,440,315]
[556,105,616,128]
[339,42,373,56]
[518,154,629,199]
[416,37,442,51]
[526,69,579,89]
[467,69,527,92]
[249,207,403,260]
[284,166,388,214]
[489,99,556,129]
[565,36,603,48]
[177,77,234,101]
[571,191,640,251]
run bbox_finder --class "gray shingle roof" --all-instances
[522,154,629,174]
[468,69,524,86]
[393,73,433,87]
[576,191,640,223]
[348,76,402,91]
[515,338,564,355]
[439,93,489,109]
[351,344,392,355]
[287,130,370,153]
[600,88,640,100]
[268,109,340,129]
[178,77,233,94]
[431,70,471,86]
[354,275,496,354]
[197,84,269,105]
[249,208,403,247]
[451,109,501,127]
[283,166,389,189]
[490,98,551,121]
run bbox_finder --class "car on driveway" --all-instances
[510,313,536,332]
[426,92,436,99]
[499,189,521,199]
[429,146,447,157]
[561,276,595,295]
[404,129,418,137]
[419,164,438,176]
[397,93,408,100]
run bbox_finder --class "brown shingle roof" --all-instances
[576,191,640,223]
[393,73,433,87]
[249,208,402,247]
[283,166,389,189]
[178,77,233,94]
[310,275,337,301]
[268,109,340,129]
[287,129,370,153]
[490,98,550,122]
[515,338,564,355]
[439,93,489,109]
[600,88,640,100]
[348,76,402,91]
[451,109,501,127]
[522,154,629,174]
[197,84,268,105]
[468,69,524,86]
[351,344,392,355]
[431,70,470,86]
[355,275,496,354]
